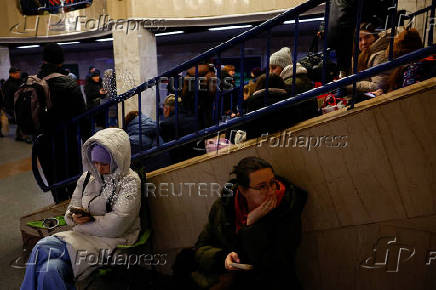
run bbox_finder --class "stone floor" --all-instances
[0,124,52,290]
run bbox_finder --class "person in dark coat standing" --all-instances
[36,43,88,203]
[85,69,106,127]
[175,157,307,290]
[85,69,106,109]
[2,67,22,121]
[2,67,30,141]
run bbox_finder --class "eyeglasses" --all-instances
[248,178,279,193]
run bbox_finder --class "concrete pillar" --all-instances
[113,25,158,125]
[0,46,11,81]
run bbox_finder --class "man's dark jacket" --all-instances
[84,78,103,109]
[37,64,86,133]
[2,76,22,118]
[36,63,87,202]
[193,176,307,289]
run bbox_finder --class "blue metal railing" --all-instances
[32,0,436,192]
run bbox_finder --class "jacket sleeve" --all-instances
[348,52,390,93]
[84,83,101,106]
[73,175,141,238]
[194,201,227,273]
[238,184,307,273]
[65,172,88,226]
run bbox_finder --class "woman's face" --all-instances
[359,30,377,51]
[240,168,277,208]
[94,162,110,175]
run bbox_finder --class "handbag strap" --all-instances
[81,171,91,198]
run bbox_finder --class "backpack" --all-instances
[299,35,338,83]
[13,73,63,135]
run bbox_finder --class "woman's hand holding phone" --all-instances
[70,207,94,224]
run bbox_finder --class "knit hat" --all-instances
[269,47,292,69]
[43,43,64,65]
[91,144,111,164]
[91,69,101,77]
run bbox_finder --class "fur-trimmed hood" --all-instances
[368,29,390,55]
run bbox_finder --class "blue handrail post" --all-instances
[265,29,271,106]
[215,53,222,125]
[292,17,300,97]
[389,0,399,61]
[90,116,96,135]
[155,77,161,146]
[194,65,199,130]
[349,0,364,110]
[51,135,57,184]
[322,0,331,85]
[63,128,69,178]
[174,74,180,139]
[138,91,143,150]
[75,123,82,172]
[105,107,109,128]
[239,43,245,116]
[121,101,125,129]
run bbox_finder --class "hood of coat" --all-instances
[369,30,390,55]
[82,128,131,183]
[126,114,157,137]
[280,63,308,80]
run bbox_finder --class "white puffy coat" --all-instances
[55,128,141,280]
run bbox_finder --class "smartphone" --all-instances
[230,263,254,271]
[70,207,95,221]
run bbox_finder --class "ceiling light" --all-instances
[209,25,253,31]
[96,38,113,42]
[155,31,184,37]
[17,45,40,49]
[283,17,324,24]
[58,41,80,45]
